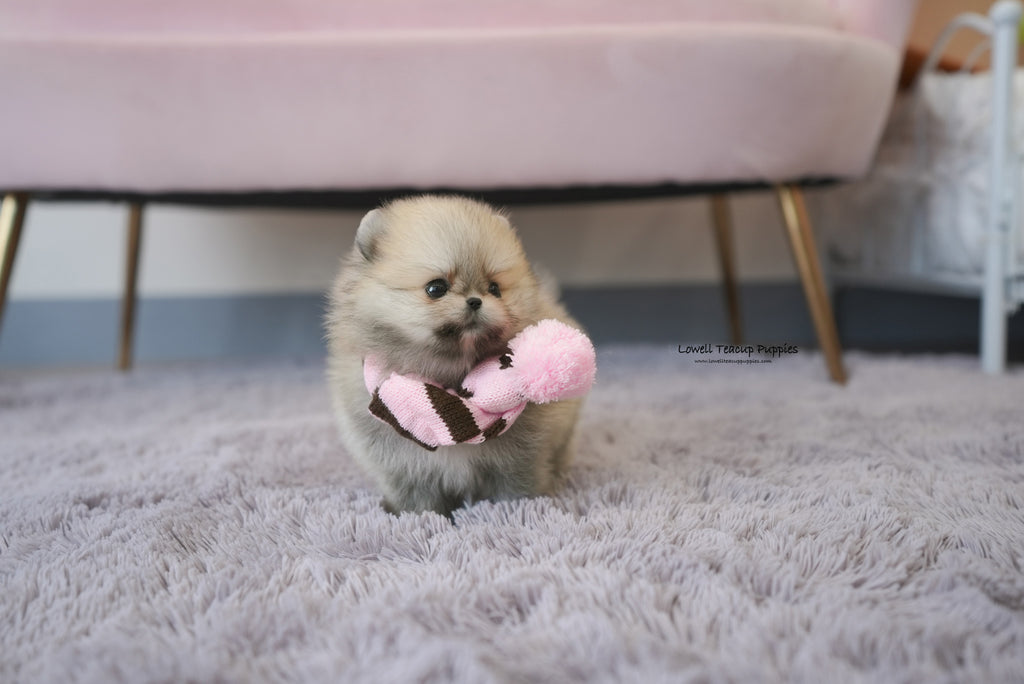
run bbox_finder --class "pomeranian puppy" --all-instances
[325,195,584,517]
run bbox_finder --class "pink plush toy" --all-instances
[364,319,596,450]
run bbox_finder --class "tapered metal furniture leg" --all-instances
[118,203,144,371]
[710,194,743,345]
[0,192,28,338]
[776,185,847,384]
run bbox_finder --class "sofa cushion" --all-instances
[0,1,915,192]
[5,0,847,36]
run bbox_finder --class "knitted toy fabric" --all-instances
[364,319,596,450]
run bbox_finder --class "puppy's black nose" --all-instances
[466,297,482,311]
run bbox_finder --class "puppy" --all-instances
[325,195,584,517]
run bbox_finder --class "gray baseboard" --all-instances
[1,284,1021,367]
[0,294,329,366]
[835,287,1024,360]
[561,282,814,345]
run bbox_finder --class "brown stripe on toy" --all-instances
[425,384,481,443]
[482,418,506,440]
[369,391,437,451]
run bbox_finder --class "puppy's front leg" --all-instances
[379,466,466,519]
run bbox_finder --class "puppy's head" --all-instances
[347,195,539,385]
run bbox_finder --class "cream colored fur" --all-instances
[325,196,583,516]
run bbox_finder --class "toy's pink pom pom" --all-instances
[509,319,596,404]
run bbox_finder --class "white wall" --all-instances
[8,192,796,300]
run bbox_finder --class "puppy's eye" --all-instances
[425,279,449,299]
[488,282,501,298]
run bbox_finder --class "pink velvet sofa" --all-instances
[0,0,919,380]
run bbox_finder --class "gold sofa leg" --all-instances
[118,203,144,371]
[776,185,847,384]
[0,193,28,337]
[710,194,743,345]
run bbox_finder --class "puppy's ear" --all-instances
[355,208,387,261]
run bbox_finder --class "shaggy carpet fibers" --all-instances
[1,347,1023,683]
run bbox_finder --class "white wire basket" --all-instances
[810,0,1024,373]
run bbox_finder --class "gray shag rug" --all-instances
[2,347,1023,683]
